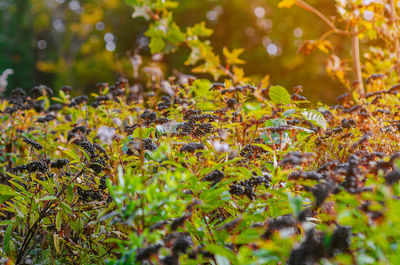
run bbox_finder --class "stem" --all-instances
[15,169,85,264]
[351,25,365,95]
[390,0,400,76]
[294,0,352,36]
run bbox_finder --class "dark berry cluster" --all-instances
[80,141,96,158]
[98,175,108,190]
[240,144,266,159]
[229,175,270,199]
[288,227,351,265]
[202,169,224,186]
[27,161,48,173]
[89,157,106,174]
[77,187,103,202]
[226,98,237,109]
[36,114,56,123]
[191,123,213,137]
[23,137,43,151]
[51,159,70,169]
[141,110,157,123]
[280,152,314,167]
[47,104,63,112]
[60,85,72,94]
[262,214,299,239]
[132,138,157,151]
[69,95,88,107]
[157,95,171,111]
[341,118,356,129]
[135,243,162,262]
[31,85,53,98]
[94,143,110,160]
[179,142,205,152]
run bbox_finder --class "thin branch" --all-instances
[16,169,85,264]
[294,0,353,36]
[351,25,365,95]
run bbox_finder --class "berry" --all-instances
[89,157,106,174]
[180,143,205,152]
[80,141,96,158]
[23,137,43,151]
[202,170,224,186]
[135,243,162,261]
[51,159,69,169]
[27,161,48,173]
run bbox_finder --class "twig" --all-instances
[15,169,85,264]
[294,0,353,36]
[351,25,365,95]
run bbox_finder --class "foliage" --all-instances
[1,65,400,264]
[2,0,400,265]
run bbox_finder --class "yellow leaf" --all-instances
[223,47,246,65]
[278,0,297,8]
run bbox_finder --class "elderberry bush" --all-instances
[2,74,400,265]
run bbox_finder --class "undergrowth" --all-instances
[1,75,400,265]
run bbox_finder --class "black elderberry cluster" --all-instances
[77,186,103,202]
[221,84,255,95]
[98,175,108,190]
[51,159,69,169]
[262,214,299,239]
[229,175,270,199]
[141,110,157,124]
[288,226,351,265]
[80,140,96,158]
[157,95,171,111]
[60,85,72,94]
[47,104,63,112]
[240,143,266,159]
[89,157,106,174]
[69,95,88,107]
[94,143,110,160]
[281,152,314,167]
[179,142,205,152]
[31,85,53,98]
[341,118,357,129]
[226,98,237,109]
[176,110,216,137]
[27,160,49,173]
[141,138,157,151]
[23,137,43,151]
[67,126,89,143]
[202,169,224,186]
[36,114,56,123]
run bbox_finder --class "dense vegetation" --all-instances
[1,74,400,264]
[2,0,400,264]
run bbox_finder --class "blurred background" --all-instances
[0,0,349,103]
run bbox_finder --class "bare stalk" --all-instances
[351,25,365,95]
[390,0,400,75]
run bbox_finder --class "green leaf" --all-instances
[166,23,185,45]
[39,195,58,201]
[0,184,20,196]
[187,22,213,37]
[288,194,303,216]
[56,211,62,231]
[3,224,13,254]
[149,36,165,54]
[192,79,212,97]
[205,244,239,264]
[301,110,327,129]
[269,85,291,105]
[60,201,72,214]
